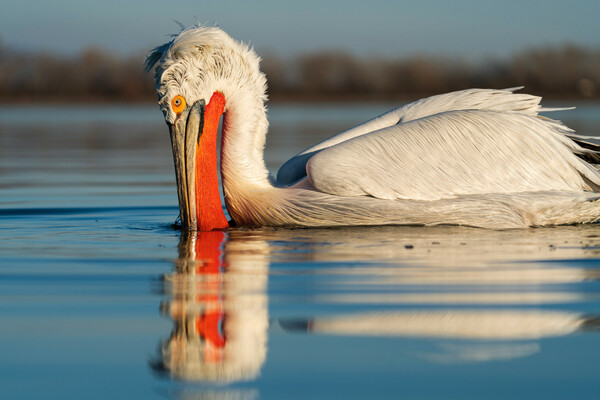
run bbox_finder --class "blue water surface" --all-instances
[2,102,600,399]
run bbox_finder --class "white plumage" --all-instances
[306,109,599,200]
[146,25,600,230]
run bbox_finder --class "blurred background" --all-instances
[1,0,599,103]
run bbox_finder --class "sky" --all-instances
[1,0,599,60]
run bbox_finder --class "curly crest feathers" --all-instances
[144,24,268,125]
[144,25,257,72]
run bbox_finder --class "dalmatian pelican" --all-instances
[145,25,600,231]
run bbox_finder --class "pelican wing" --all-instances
[305,110,600,201]
[277,88,553,184]
[277,106,404,184]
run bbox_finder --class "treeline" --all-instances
[262,45,600,100]
[0,48,153,102]
[0,43,599,102]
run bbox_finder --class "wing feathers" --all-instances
[277,108,402,184]
[306,110,600,201]
[278,88,553,185]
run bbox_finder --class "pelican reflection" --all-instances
[279,309,600,363]
[280,310,599,340]
[152,225,600,379]
[152,231,269,382]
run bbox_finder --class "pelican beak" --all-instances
[168,92,230,231]
[168,100,205,230]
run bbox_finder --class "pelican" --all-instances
[145,25,600,231]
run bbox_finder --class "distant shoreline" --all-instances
[1,43,598,103]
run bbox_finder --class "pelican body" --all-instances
[146,26,600,230]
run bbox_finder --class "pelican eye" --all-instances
[171,95,186,114]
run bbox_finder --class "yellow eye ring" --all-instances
[171,95,186,114]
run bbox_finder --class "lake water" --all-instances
[2,101,600,399]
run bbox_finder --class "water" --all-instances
[2,101,600,399]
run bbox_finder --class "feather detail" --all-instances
[306,110,600,201]
[278,87,560,184]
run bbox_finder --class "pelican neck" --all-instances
[220,91,272,190]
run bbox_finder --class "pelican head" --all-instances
[145,26,268,231]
